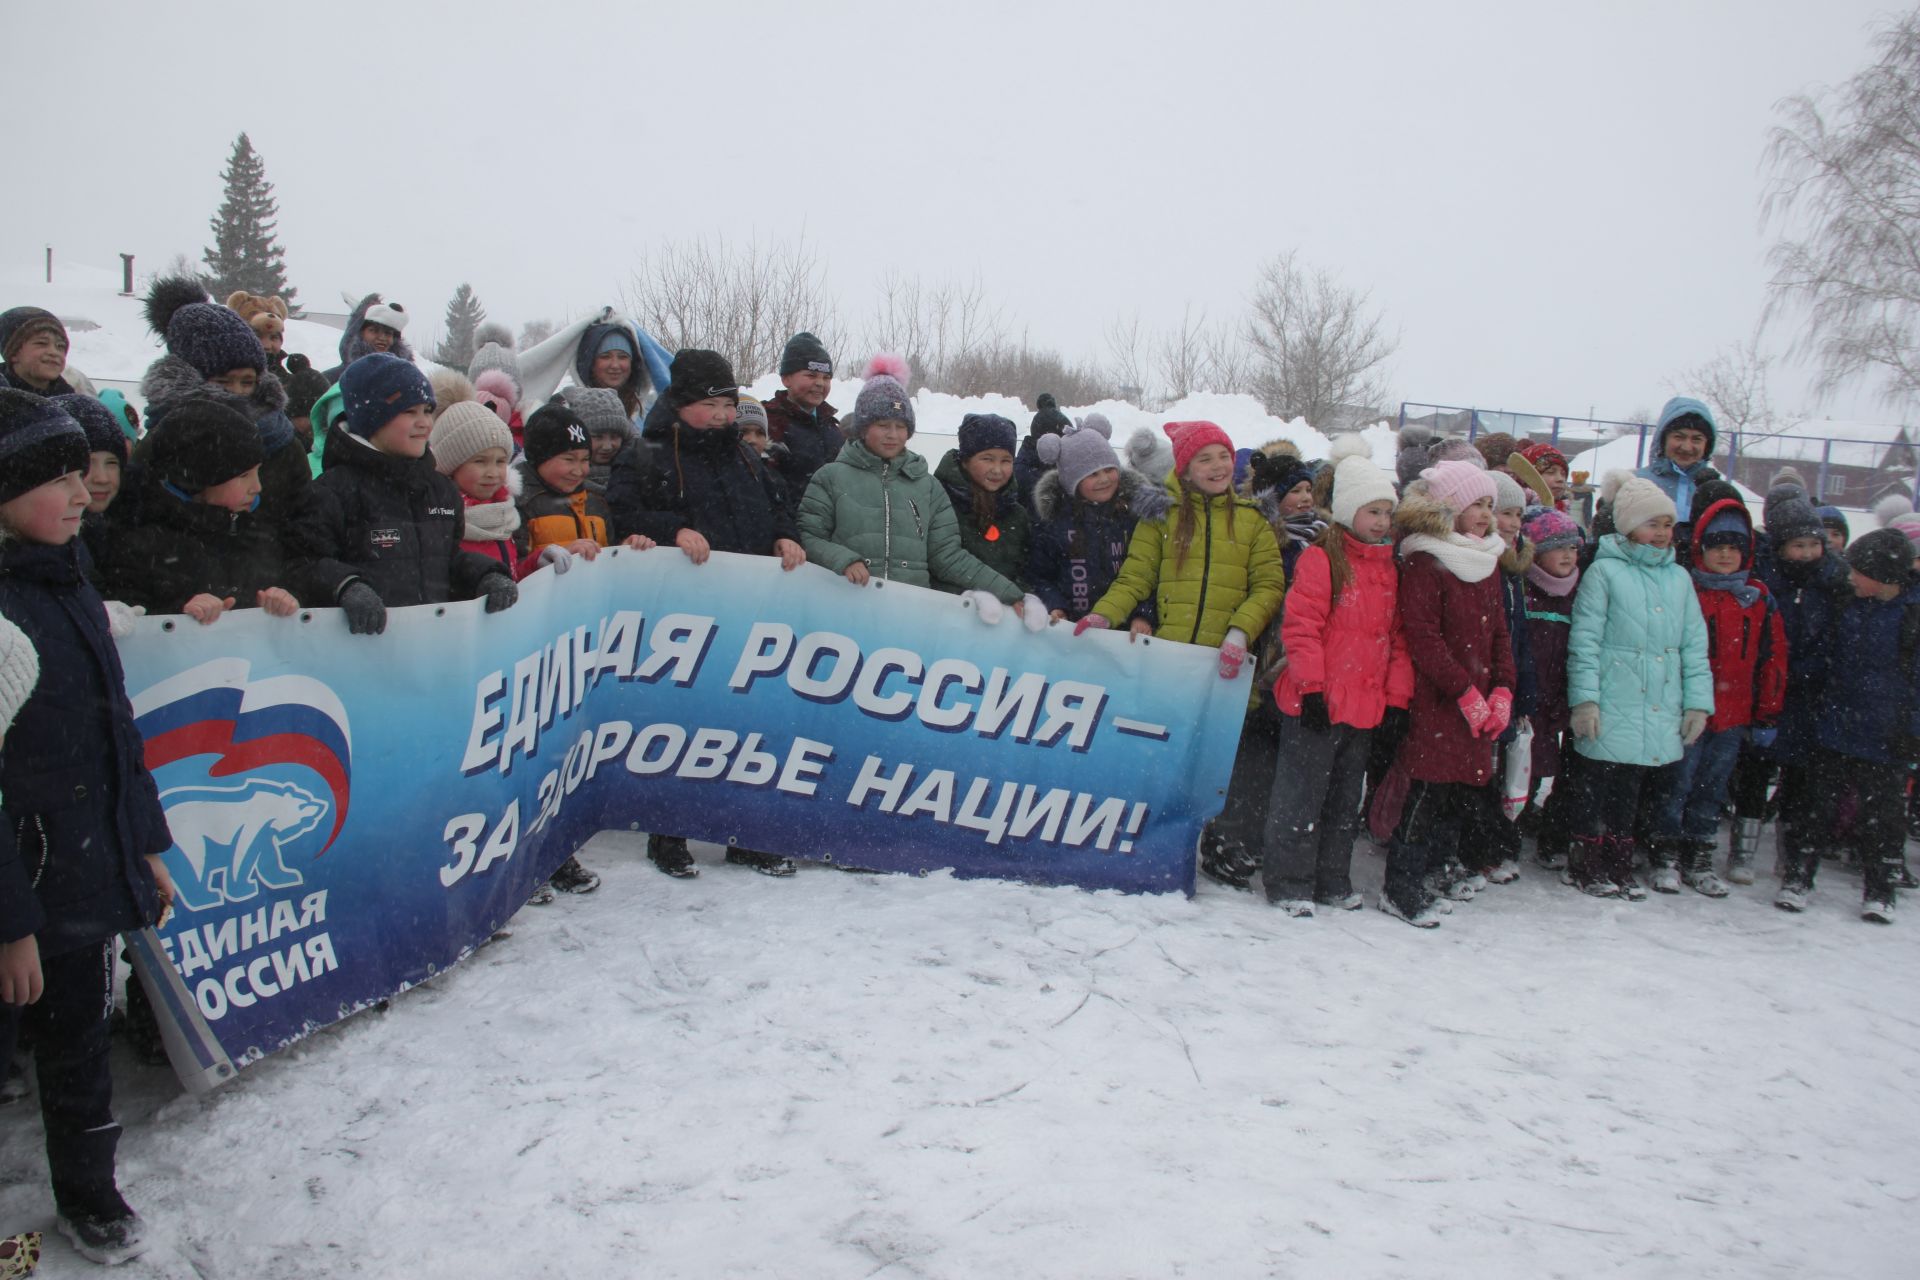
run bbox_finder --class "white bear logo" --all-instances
[160,780,329,912]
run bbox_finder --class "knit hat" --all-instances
[735,394,769,434]
[1699,505,1751,551]
[1888,513,1920,556]
[1817,505,1851,542]
[1848,528,1916,586]
[1491,470,1527,514]
[1655,395,1718,458]
[1601,469,1676,536]
[1394,423,1434,489]
[1246,445,1314,499]
[225,291,288,341]
[1474,432,1518,473]
[430,401,515,475]
[338,352,435,438]
[1427,438,1485,467]
[363,301,409,334]
[50,394,128,465]
[96,388,139,441]
[1419,460,1498,515]
[1689,478,1744,527]
[847,354,915,437]
[0,389,88,504]
[473,369,518,424]
[467,341,523,401]
[596,330,635,359]
[1771,466,1811,493]
[957,413,1018,459]
[143,277,266,378]
[0,307,67,364]
[1523,505,1583,553]
[779,331,834,378]
[522,401,591,468]
[146,396,266,493]
[1328,441,1397,529]
[1518,439,1568,475]
[1124,424,1174,483]
[1163,420,1234,478]
[284,354,330,419]
[1030,393,1071,439]
[0,611,39,733]
[559,386,632,438]
[1037,416,1120,497]
[665,349,738,408]
[1765,492,1823,547]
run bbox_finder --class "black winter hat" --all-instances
[147,396,266,494]
[0,306,67,364]
[1688,478,1743,527]
[143,276,266,379]
[1248,449,1314,498]
[50,393,129,465]
[284,353,331,420]
[1766,493,1824,549]
[1848,528,1916,587]
[666,349,738,408]
[956,413,1017,459]
[522,401,592,469]
[779,331,833,378]
[0,388,89,505]
[1029,393,1070,439]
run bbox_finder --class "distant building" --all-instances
[1721,420,1920,507]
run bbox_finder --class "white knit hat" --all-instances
[429,401,514,475]
[0,613,40,734]
[1330,451,1398,529]
[1491,470,1527,514]
[1602,470,1676,536]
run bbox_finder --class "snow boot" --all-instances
[549,856,601,894]
[726,849,798,877]
[1775,878,1811,913]
[1315,891,1365,911]
[1486,860,1521,884]
[1682,840,1730,897]
[55,1188,145,1267]
[647,834,699,878]
[1608,836,1648,900]
[525,882,556,906]
[1727,818,1761,886]
[1272,898,1315,918]
[1862,896,1895,924]
[1568,835,1616,897]
[1377,893,1442,928]
[1647,839,1683,893]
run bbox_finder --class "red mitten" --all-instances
[1483,688,1513,739]
[1456,687,1491,735]
[1073,614,1112,636]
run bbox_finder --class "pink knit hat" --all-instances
[1163,420,1234,478]
[1420,460,1498,515]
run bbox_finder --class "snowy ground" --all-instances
[5,827,1917,1279]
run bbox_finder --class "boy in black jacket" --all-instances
[284,354,518,634]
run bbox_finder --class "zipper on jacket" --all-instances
[1187,497,1213,645]
[881,462,892,579]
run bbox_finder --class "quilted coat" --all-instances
[1273,533,1413,730]
[1568,533,1713,767]
[1088,478,1284,648]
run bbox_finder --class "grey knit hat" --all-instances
[1038,416,1120,497]
[1765,492,1824,548]
[559,386,632,439]
[735,394,769,434]
[1491,470,1527,514]
[0,612,39,733]
[847,354,915,437]
[430,401,515,475]
[467,341,523,400]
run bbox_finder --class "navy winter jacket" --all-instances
[0,540,169,954]
[1752,549,1848,762]
[1024,467,1166,624]
[1813,584,1920,766]
[618,398,798,555]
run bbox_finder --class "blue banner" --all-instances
[116,551,1247,1086]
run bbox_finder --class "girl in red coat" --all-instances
[1262,448,1411,914]
[1378,462,1516,927]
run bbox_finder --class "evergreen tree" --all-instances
[433,284,488,367]
[201,133,297,306]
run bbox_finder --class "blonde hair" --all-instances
[1170,476,1238,570]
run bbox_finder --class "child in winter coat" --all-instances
[1468,471,1541,886]
[798,356,1037,619]
[1646,498,1787,895]
[514,400,653,578]
[1261,447,1409,914]
[1246,441,1324,584]
[284,353,521,636]
[1026,416,1164,630]
[1776,529,1920,922]
[1562,472,1713,898]
[95,397,299,623]
[935,414,1032,592]
[1076,420,1286,889]
[1517,440,1573,511]
[0,390,174,1264]
[54,394,127,572]
[429,400,522,580]
[1520,506,1583,869]
[1375,462,1515,926]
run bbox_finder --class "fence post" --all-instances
[1817,440,1833,503]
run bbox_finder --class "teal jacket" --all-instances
[1568,534,1714,767]
[797,439,1021,601]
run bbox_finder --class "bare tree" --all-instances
[1682,333,1781,439]
[518,319,555,349]
[623,232,842,380]
[1763,9,1920,409]
[1156,304,1213,401]
[1104,313,1150,405]
[859,272,1007,390]
[1240,251,1397,427]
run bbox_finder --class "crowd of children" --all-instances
[3,289,1920,1264]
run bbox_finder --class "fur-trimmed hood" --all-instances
[1499,533,1535,575]
[139,351,288,424]
[1392,488,1458,541]
[1031,464,1171,523]
[337,293,418,367]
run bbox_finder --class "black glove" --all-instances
[1298,691,1331,733]
[1379,706,1411,742]
[480,573,519,614]
[339,582,386,636]
[766,440,791,468]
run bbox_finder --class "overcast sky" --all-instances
[9,0,1905,424]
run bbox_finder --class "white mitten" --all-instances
[963,590,1004,625]
[1019,594,1050,633]
[104,600,146,639]
[538,544,573,575]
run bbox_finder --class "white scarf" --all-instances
[463,496,521,542]
[1399,531,1506,583]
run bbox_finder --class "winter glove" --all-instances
[962,589,1004,625]
[1483,688,1514,740]
[1680,709,1709,746]
[1456,687,1492,735]
[1379,706,1410,742]
[1570,702,1601,741]
[1218,628,1249,680]
[1018,594,1050,633]
[1298,691,1331,733]
[339,582,387,636]
[1748,725,1778,750]
[480,573,519,614]
[1073,613,1112,636]
[766,440,791,469]
[538,544,574,575]
[102,600,145,639]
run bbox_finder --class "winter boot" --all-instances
[525,882,556,906]
[1727,818,1761,885]
[1607,836,1648,900]
[1862,896,1896,923]
[726,849,798,877]
[647,834,699,878]
[1197,826,1253,890]
[1681,839,1730,897]
[1377,893,1442,928]
[1272,898,1315,918]
[1648,839,1683,894]
[1775,875,1812,913]
[550,856,601,894]
[54,1185,144,1267]
[1315,891,1365,911]
[1567,834,1616,897]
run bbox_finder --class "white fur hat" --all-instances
[1328,436,1396,528]
[1602,469,1676,536]
[0,613,40,733]
[364,301,409,333]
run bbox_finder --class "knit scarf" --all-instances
[1692,567,1761,608]
[463,492,521,541]
[1525,562,1580,597]
[1283,510,1327,551]
[1400,530,1505,582]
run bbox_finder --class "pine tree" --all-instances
[201,133,297,306]
[433,284,488,367]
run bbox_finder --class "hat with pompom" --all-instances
[1125,423,1174,483]
[1523,505,1583,553]
[1326,436,1396,528]
[1491,469,1528,514]
[49,393,128,465]
[848,354,915,437]
[145,277,266,379]
[1601,469,1676,536]
[473,369,519,425]
[1038,415,1121,497]
[1163,420,1233,478]
[468,342,523,404]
